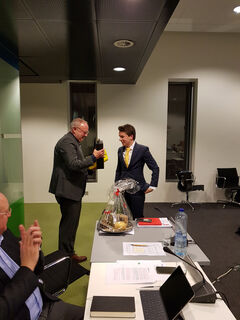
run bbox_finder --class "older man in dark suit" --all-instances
[49,118,104,263]
[115,124,159,219]
[0,192,84,320]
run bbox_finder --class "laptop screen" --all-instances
[160,266,194,319]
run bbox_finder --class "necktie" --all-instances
[125,147,130,167]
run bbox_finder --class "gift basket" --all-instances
[98,179,140,233]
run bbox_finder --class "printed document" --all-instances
[106,263,156,284]
[123,242,166,256]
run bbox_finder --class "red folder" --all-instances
[137,218,162,227]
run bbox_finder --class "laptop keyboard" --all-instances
[140,290,168,320]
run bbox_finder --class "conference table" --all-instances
[90,221,210,265]
[84,262,236,320]
[84,220,236,320]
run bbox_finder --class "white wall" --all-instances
[21,32,240,203]
[20,83,69,202]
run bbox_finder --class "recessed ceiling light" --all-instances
[233,6,240,13]
[113,67,126,72]
[113,40,134,48]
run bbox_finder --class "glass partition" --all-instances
[0,57,24,236]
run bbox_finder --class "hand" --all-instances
[29,220,42,248]
[145,188,153,194]
[19,220,41,271]
[93,148,104,159]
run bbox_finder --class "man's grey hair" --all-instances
[70,118,87,129]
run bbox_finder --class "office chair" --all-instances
[171,171,204,211]
[39,250,71,296]
[216,168,240,208]
[40,250,89,296]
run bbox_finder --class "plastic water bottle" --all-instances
[174,208,188,258]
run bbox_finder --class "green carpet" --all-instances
[24,202,105,306]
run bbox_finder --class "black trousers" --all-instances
[55,196,82,255]
[124,191,145,219]
[39,300,84,320]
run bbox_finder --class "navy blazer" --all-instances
[115,142,159,192]
[49,132,95,201]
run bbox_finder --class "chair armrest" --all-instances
[44,256,70,270]
[40,251,71,296]
[216,176,226,188]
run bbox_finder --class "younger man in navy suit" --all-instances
[115,124,159,219]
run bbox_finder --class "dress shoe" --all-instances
[71,254,87,263]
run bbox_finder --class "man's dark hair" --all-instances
[118,124,136,140]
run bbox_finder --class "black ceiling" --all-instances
[12,0,180,84]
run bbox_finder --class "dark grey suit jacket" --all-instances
[49,132,95,201]
[115,142,159,192]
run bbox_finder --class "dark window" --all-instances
[69,82,97,181]
[166,82,195,181]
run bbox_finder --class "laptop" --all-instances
[140,266,194,320]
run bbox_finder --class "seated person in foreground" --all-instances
[0,192,84,320]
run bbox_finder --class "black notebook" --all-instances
[90,296,135,318]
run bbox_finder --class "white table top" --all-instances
[84,262,236,320]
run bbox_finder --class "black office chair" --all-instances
[216,168,240,208]
[40,250,89,296]
[171,171,204,211]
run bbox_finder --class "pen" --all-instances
[131,244,149,247]
[137,285,160,290]
[170,216,175,224]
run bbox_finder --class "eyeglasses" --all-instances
[0,208,11,216]
[75,127,89,135]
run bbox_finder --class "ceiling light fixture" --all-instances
[113,39,134,48]
[113,67,126,72]
[233,6,240,13]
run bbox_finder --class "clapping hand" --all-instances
[19,220,42,271]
